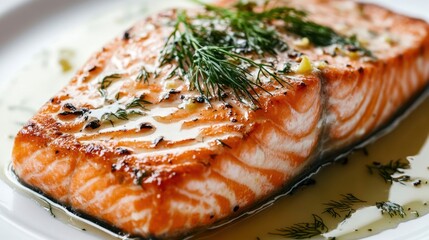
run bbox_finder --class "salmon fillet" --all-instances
[12,0,429,238]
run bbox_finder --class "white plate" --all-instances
[0,1,428,240]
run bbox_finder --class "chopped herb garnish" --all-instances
[99,73,122,97]
[367,159,410,184]
[323,194,366,219]
[200,1,292,54]
[279,62,293,74]
[91,95,151,127]
[160,1,372,107]
[101,109,135,124]
[285,20,372,57]
[271,214,328,239]
[136,67,150,83]
[201,1,370,54]
[376,201,406,218]
[134,169,151,185]
[160,10,286,108]
[126,95,152,110]
[100,109,142,127]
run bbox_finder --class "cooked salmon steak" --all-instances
[12,0,429,239]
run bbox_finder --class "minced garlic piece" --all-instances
[347,51,360,60]
[164,79,179,89]
[315,61,328,70]
[293,37,310,48]
[296,56,313,74]
[384,35,398,45]
[179,99,198,110]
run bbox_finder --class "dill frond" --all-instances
[270,214,328,239]
[376,201,406,218]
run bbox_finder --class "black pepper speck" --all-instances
[413,180,422,187]
[85,120,101,130]
[123,31,131,40]
[196,96,205,103]
[116,147,131,155]
[233,205,239,212]
[140,122,154,130]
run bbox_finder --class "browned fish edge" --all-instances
[7,84,429,240]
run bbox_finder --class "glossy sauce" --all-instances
[1,1,429,240]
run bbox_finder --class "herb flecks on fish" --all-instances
[136,67,151,83]
[126,95,152,110]
[160,1,372,106]
[98,73,122,98]
[100,96,151,127]
[160,11,286,108]
[75,95,151,129]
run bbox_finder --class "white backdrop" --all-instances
[0,1,428,239]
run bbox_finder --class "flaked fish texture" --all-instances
[12,0,429,239]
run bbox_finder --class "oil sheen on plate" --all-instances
[0,1,428,240]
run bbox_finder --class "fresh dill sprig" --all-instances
[367,159,411,184]
[99,73,122,97]
[201,2,293,54]
[159,10,286,107]
[249,3,372,56]
[100,96,150,126]
[160,1,373,106]
[203,1,372,55]
[126,95,152,109]
[100,109,140,125]
[285,18,371,56]
[270,214,328,239]
[323,194,366,219]
[376,201,406,218]
[136,67,150,83]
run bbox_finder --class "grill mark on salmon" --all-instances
[11,0,429,238]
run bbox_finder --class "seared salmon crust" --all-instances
[12,0,429,238]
